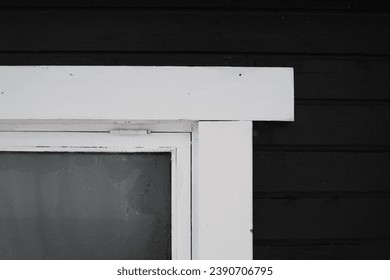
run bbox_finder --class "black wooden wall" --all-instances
[1,0,389,259]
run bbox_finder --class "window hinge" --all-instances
[109,129,151,135]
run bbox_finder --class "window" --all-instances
[0,130,191,259]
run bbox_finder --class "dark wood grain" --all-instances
[0,12,389,54]
[290,57,390,100]
[254,103,390,147]
[254,241,390,259]
[253,199,390,240]
[254,151,390,193]
[1,0,389,11]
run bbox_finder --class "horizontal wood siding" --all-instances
[0,2,389,259]
[0,12,389,54]
[254,199,390,240]
[254,103,390,147]
[1,1,390,11]
[254,152,390,193]
[254,242,390,260]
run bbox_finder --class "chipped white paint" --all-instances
[192,121,253,260]
[0,120,194,133]
[0,66,294,121]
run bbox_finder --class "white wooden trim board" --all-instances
[0,66,293,121]
[192,121,253,259]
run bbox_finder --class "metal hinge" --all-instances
[109,129,151,135]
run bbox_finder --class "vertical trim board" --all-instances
[193,121,253,259]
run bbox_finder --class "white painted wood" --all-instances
[0,131,191,260]
[0,66,294,121]
[0,65,293,259]
[0,120,194,133]
[192,121,253,260]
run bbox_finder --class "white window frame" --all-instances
[0,66,294,260]
[0,129,191,260]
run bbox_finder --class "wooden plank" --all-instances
[0,0,389,11]
[253,199,390,240]
[254,151,390,192]
[1,53,389,101]
[290,57,390,100]
[254,103,390,147]
[0,66,293,121]
[254,242,390,260]
[193,121,253,259]
[0,12,389,54]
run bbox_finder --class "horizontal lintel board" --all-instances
[0,66,293,121]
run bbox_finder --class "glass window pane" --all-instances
[0,152,171,260]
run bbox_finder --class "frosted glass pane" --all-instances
[0,152,171,260]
